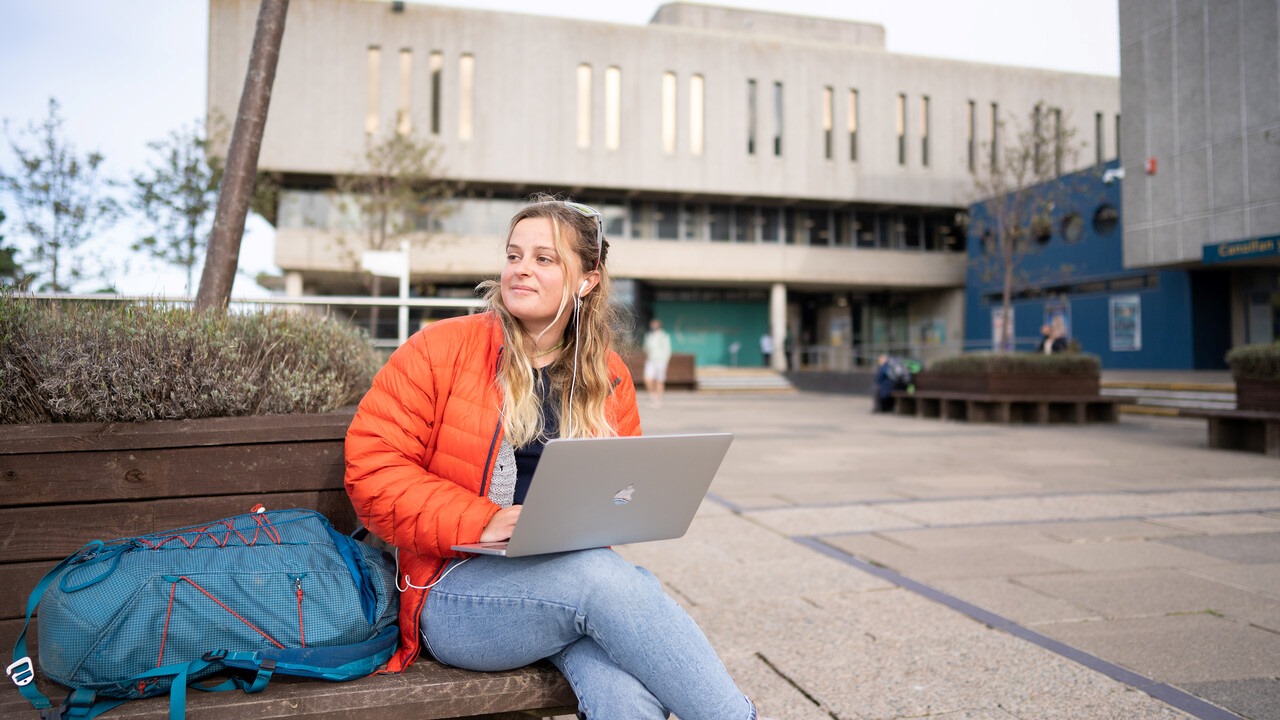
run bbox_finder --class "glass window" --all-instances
[855,213,877,248]
[833,210,852,247]
[630,202,651,239]
[1094,204,1119,235]
[848,89,859,162]
[458,53,474,141]
[990,102,1000,170]
[967,100,976,172]
[397,49,412,135]
[1053,107,1064,176]
[681,203,705,240]
[903,214,922,249]
[602,202,626,238]
[429,51,443,135]
[822,86,834,160]
[747,79,757,155]
[807,209,831,246]
[1062,213,1085,243]
[761,207,780,242]
[1095,111,1104,165]
[605,67,622,151]
[662,72,677,155]
[732,206,753,242]
[773,81,783,156]
[920,95,929,167]
[576,64,592,149]
[654,201,679,239]
[366,46,381,135]
[896,94,906,165]
[1032,103,1044,174]
[690,74,704,156]
[709,204,731,241]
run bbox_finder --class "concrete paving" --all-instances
[612,390,1280,720]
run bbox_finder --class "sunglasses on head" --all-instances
[562,201,604,272]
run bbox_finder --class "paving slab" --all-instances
[1149,512,1280,535]
[1018,539,1226,572]
[822,534,1080,580]
[929,576,1102,625]
[1038,614,1280,683]
[1186,562,1280,597]
[1158,532,1280,564]
[1015,568,1280,631]
[1179,678,1280,720]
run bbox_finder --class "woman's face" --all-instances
[501,216,581,333]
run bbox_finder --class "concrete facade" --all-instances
[208,0,1120,365]
[1119,0,1280,345]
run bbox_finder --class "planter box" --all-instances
[0,410,357,624]
[913,372,1100,396]
[623,353,697,389]
[1236,378,1280,412]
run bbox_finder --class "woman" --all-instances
[345,198,765,719]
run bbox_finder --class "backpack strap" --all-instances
[214,624,399,683]
[10,542,106,712]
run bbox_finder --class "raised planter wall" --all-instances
[1236,379,1280,412]
[0,410,357,627]
[913,372,1100,396]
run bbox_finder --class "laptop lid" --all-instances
[452,432,733,558]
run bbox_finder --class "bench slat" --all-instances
[0,491,357,564]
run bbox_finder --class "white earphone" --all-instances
[578,279,590,296]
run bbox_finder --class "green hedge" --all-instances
[0,297,380,424]
[1225,343,1280,381]
[926,352,1101,376]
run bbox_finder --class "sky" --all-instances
[0,0,1120,298]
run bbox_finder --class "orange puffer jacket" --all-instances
[344,311,642,671]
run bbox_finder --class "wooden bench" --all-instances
[623,353,697,390]
[1179,408,1280,458]
[0,412,576,719]
[892,391,1120,424]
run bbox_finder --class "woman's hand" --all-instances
[480,505,522,542]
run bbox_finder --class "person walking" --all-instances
[642,318,673,408]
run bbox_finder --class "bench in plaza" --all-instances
[892,391,1120,424]
[0,413,576,719]
[1179,408,1280,458]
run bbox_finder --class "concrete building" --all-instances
[1119,0,1280,347]
[208,0,1119,368]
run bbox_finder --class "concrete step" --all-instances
[695,367,796,393]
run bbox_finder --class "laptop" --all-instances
[451,432,733,557]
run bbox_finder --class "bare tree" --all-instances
[131,122,223,295]
[0,98,121,292]
[334,131,453,335]
[196,0,289,313]
[969,102,1087,351]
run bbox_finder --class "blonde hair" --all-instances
[478,195,619,447]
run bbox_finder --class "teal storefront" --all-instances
[651,299,769,366]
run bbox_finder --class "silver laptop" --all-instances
[451,432,733,557]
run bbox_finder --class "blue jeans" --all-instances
[421,548,754,720]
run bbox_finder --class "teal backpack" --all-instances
[9,508,399,720]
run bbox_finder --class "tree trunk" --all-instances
[195,0,289,313]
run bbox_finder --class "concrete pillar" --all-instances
[285,271,304,296]
[770,282,787,371]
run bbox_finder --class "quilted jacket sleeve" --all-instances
[608,352,643,438]
[344,330,501,559]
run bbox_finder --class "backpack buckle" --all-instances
[7,656,34,686]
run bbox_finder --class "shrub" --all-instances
[0,296,380,424]
[926,351,1101,376]
[1225,343,1280,381]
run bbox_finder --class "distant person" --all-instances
[1036,324,1067,354]
[873,354,895,413]
[642,318,673,408]
[759,332,775,367]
